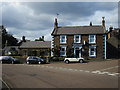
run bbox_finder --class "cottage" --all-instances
[19,41,51,57]
[51,17,107,59]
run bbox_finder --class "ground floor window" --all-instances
[89,46,96,57]
[24,50,27,56]
[60,46,66,56]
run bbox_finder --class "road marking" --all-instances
[0,79,10,90]
[22,64,120,77]
[79,70,83,72]
[96,66,119,71]
[68,69,73,71]
[85,71,90,73]
[74,69,78,71]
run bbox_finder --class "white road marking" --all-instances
[97,66,119,71]
[18,64,120,77]
[79,70,83,72]
[68,69,73,71]
[85,71,90,73]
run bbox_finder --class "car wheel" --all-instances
[65,60,69,64]
[38,61,41,64]
[79,59,83,63]
[26,61,30,64]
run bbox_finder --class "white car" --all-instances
[64,57,84,64]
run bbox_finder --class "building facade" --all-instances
[51,17,107,59]
[106,28,120,59]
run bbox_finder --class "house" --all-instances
[19,41,51,57]
[51,17,107,59]
[106,27,120,59]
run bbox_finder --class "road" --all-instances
[2,59,119,88]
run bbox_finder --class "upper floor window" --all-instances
[60,35,67,44]
[89,35,96,44]
[74,35,81,43]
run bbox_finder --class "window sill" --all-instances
[60,42,67,44]
[89,55,96,57]
[60,55,66,56]
[89,42,96,44]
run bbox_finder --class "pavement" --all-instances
[2,59,120,88]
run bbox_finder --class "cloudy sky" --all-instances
[1,2,118,41]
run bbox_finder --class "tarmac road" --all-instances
[2,59,119,88]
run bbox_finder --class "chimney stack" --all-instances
[54,18,58,29]
[102,17,105,27]
[90,21,92,26]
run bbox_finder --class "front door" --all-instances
[74,48,81,58]
[76,48,79,58]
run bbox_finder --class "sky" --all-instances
[1,2,118,41]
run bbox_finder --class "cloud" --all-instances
[2,2,118,41]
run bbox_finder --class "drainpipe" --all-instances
[104,34,107,59]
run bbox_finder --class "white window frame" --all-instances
[89,35,96,44]
[60,35,67,44]
[74,35,81,43]
[60,46,66,56]
[89,46,96,57]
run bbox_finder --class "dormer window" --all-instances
[89,35,96,44]
[74,35,81,43]
[60,35,67,44]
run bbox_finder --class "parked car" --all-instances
[0,56,20,64]
[26,56,46,64]
[64,57,84,64]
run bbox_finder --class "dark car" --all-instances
[0,56,20,64]
[26,56,46,64]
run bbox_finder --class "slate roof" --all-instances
[51,26,105,35]
[3,46,19,51]
[19,41,51,49]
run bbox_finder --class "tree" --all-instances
[35,36,44,41]
[53,45,60,57]
[2,26,18,48]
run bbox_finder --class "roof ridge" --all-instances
[28,41,51,42]
[58,25,102,28]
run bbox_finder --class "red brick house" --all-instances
[51,17,107,59]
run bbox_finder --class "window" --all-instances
[60,46,66,56]
[24,50,27,56]
[60,35,67,44]
[74,35,81,43]
[89,46,96,57]
[89,35,96,44]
